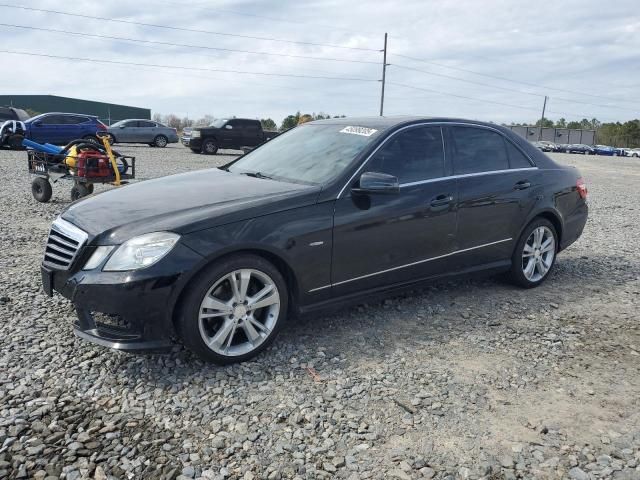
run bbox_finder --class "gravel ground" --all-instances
[0,144,639,480]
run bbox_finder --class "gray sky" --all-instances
[1,0,639,124]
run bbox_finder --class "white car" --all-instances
[629,149,640,158]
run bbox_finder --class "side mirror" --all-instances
[352,171,399,195]
[225,124,233,130]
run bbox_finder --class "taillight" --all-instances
[577,177,587,199]
[96,121,107,131]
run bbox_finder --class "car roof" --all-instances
[29,112,98,120]
[308,116,511,132]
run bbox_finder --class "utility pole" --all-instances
[379,32,388,117]
[538,95,548,140]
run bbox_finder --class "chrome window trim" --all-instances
[399,167,538,188]
[308,237,512,293]
[337,121,536,199]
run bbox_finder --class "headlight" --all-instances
[191,130,201,138]
[103,232,180,271]
[83,246,114,270]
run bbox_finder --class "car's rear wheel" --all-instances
[31,177,52,203]
[9,134,24,149]
[154,135,168,148]
[177,254,288,364]
[83,135,99,144]
[509,218,557,288]
[70,183,91,201]
[202,139,218,155]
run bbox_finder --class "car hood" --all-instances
[62,169,319,244]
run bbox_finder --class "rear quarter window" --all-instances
[505,140,534,168]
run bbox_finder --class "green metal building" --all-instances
[0,95,150,125]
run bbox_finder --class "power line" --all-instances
[386,81,620,121]
[0,23,381,65]
[387,81,541,112]
[392,52,639,104]
[0,50,379,82]
[0,3,380,52]
[391,62,640,113]
[156,0,383,37]
[390,63,544,99]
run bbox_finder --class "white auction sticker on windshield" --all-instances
[340,126,378,137]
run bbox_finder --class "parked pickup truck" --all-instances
[188,118,279,155]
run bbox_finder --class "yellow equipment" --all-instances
[97,133,121,186]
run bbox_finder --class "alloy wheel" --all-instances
[522,226,555,282]
[198,269,280,357]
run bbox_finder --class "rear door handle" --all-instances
[430,194,454,207]
[514,181,531,190]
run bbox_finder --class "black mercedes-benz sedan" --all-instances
[41,117,588,364]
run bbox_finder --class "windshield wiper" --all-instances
[241,171,273,180]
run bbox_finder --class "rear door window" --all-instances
[65,115,89,124]
[138,121,155,128]
[244,122,261,137]
[451,126,509,175]
[366,126,445,183]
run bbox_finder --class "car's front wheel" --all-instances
[202,139,218,155]
[509,218,557,288]
[177,254,288,364]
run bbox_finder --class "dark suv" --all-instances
[189,118,279,154]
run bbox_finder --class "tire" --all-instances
[154,135,168,148]
[115,157,129,175]
[86,183,94,194]
[9,134,24,149]
[202,139,218,155]
[70,183,91,201]
[177,254,288,364]
[190,148,200,154]
[509,218,558,288]
[83,135,99,144]
[32,177,52,203]
[106,134,116,145]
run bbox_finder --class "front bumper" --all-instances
[188,137,202,151]
[42,243,203,352]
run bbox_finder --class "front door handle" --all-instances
[430,194,453,207]
[514,181,531,190]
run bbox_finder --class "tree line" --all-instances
[152,111,345,132]
[510,117,640,147]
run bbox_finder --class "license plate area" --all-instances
[41,266,54,297]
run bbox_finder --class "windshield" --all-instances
[211,118,228,128]
[227,123,382,185]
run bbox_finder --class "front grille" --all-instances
[43,218,88,270]
[92,312,131,331]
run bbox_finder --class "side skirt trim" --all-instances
[301,260,512,313]
[308,237,512,293]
